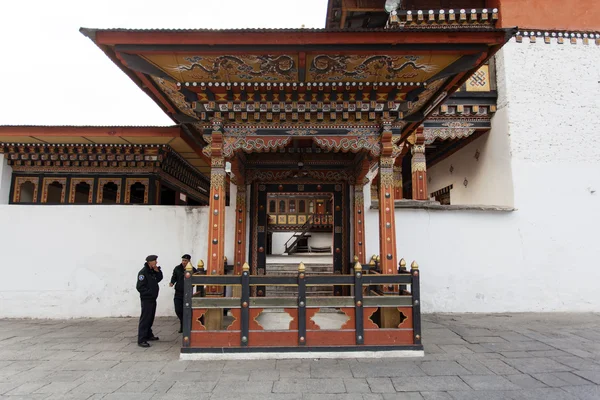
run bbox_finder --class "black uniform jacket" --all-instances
[170,264,197,298]
[136,263,163,300]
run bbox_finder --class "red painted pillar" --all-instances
[411,129,428,200]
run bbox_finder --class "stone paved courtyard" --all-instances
[0,313,599,399]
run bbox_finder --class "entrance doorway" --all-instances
[249,182,350,297]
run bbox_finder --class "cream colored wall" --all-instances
[427,56,515,207]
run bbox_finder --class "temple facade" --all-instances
[0,0,599,320]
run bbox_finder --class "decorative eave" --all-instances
[386,8,499,29]
[0,125,210,175]
[515,29,600,45]
[80,26,513,146]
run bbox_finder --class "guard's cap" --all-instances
[181,254,191,260]
[145,255,158,262]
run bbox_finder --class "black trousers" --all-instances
[138,299,157,343]
[174,296,184,330]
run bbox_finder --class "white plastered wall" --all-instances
[0,154,12,204]
[0,206,217,318]
[427,105,514,206]
[364,41,600,312]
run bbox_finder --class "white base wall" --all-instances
[0,205,214,318]
[270,231,333,255]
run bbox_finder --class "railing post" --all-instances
[399,258,407,293]
[241,262,250,347]
[182,260,198,348]
[298,262,306,346]
[354,262,364,345]
[197,260,206,297]
[411,261,422,346]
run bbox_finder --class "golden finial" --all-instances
[197,260,205,271]
[354,262,363,273]
[242,262,250,272]
[371,254,377,261]
[411,260,419,270]
[369,259,376,266]
[399,258,406,268]
[298,262,306,273]
[376,255,381,263]
[223,256,227,263]
[353,255,359,262]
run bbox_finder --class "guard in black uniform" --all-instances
[170,254,196,333]
[136,255,163,347]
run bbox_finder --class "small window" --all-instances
[42,178,67,204]
[289,200,296,213]
[46,181,64,203]
[431,185,453,206]
[279,199,286,213]
[125,178,148,204]
[97,179,121,204]
[16,180,37,203]
[269,200,276,213]
[298,200,306,213]
[70,178,94,204]
[101,182,119,204]
[308,200,314,214]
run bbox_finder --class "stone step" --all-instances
[267,263,332,274]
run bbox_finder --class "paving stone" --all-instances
[503,357,572,374]
[115,381,153,392]
[5,381,51,395]
[143,380,175,394]
[476,359,520,375]
[562,385,600,400]
[551,356,600,370]
[459,375,519,391]
[351,362,426,378]
[312,364,354,378]
[418,361,470,376]
[69,380,127,394]
[505,388,578,400]
[382,394,424,400]
[215,380,273,393]
[273,378,345,393]
[165,381,216,395]
[366,378,396,393]
[503,373,547,389]
[0,382,20,395]
[343,378,371,393]
[103,394,154,400]
[58,360,120,371]
[302,395,366,400]
[249,368,281,380]
[573,369,600,384]
[391,377,470,392]
[209,395,301,400]
[33,381,84,394]
[420,392,453,400]
[454,360,494,375]
[446,390,518,400]
[462,337,507,344]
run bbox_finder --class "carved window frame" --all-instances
[69,178,94,204]
[97,178,122,204]
[125,178,149,204]
[13,176,39,203]
[41,177,67,204]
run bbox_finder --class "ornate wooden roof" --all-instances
[80,27,512,163]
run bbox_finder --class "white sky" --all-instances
[0,0,329,126]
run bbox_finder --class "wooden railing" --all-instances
[181,261,422,354]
